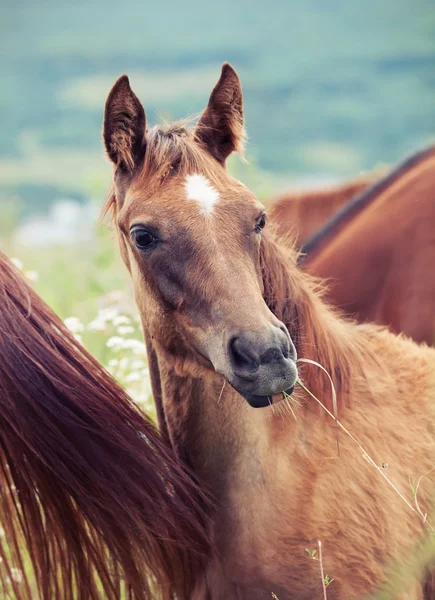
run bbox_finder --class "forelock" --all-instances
[140,122,220,184]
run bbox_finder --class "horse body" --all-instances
[300,146,435,345]
[268,175,378,247]
[103,65,435,598]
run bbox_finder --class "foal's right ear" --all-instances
[103,75,146,172]
[194,63,245,165]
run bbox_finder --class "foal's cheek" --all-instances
[158,276,185,310]
[153,268,186,310]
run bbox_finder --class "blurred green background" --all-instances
[1,0,435,221]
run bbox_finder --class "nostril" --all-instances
[229,336,259,371]
[260,346,285,365]
[282,339,291,359]
[277,324,292,358]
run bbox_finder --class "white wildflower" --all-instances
[106,336,125,350]
[112,315,131,327]
[119,357,129,370]
[87,317,107,331]
[117,325,135,336]
[131,359,145,370]
[133,393,149,403]
[125,371,142,383]
[10,258,23,270]
[107,358,119,368]
[129,387,153,410]
[11,568,23,584]
[122,339,146,354]
[64,317,84,334]
[25,270,39,281]
[99,307,119,323]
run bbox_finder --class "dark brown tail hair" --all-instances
[0,252,212,599]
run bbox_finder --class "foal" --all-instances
[0,253,210,599]
[104,64,435,598]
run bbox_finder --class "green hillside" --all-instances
[1,0,435,215]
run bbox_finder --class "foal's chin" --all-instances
[226,363,299,409]
[240,385,296,408]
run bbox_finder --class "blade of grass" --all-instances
[296,377,433,532]
[318,540,328,600]
[297,358,339,456]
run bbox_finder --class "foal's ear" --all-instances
[103,75,146,172]
[194,63,245,165]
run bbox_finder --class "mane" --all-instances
[269,174,375,215]
[260,229,388,412]
[299,144,435,260]
[0,252,212,599]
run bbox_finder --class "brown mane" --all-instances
[0,252,212,599]
[260,230,387,412]
[300,144,435,259]
[268,174,378,248]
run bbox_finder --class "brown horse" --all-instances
[0,252,211,599]
[299,145,435,345]
[268,173,379,247]
[103,64,435,598]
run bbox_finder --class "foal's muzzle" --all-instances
[227,326,298,408]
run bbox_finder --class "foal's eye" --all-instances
[130,227,159,251]
[254,213,267,234]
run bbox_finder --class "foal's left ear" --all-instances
[194,63,245,165]
[103,75,146,172]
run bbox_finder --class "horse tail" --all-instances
[424,567,435,599]
[0,252,212,599]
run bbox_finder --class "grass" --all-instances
[306,542,334,599]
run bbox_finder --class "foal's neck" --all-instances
[153,348,263,493]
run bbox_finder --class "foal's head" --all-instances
[104,64,297,407]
